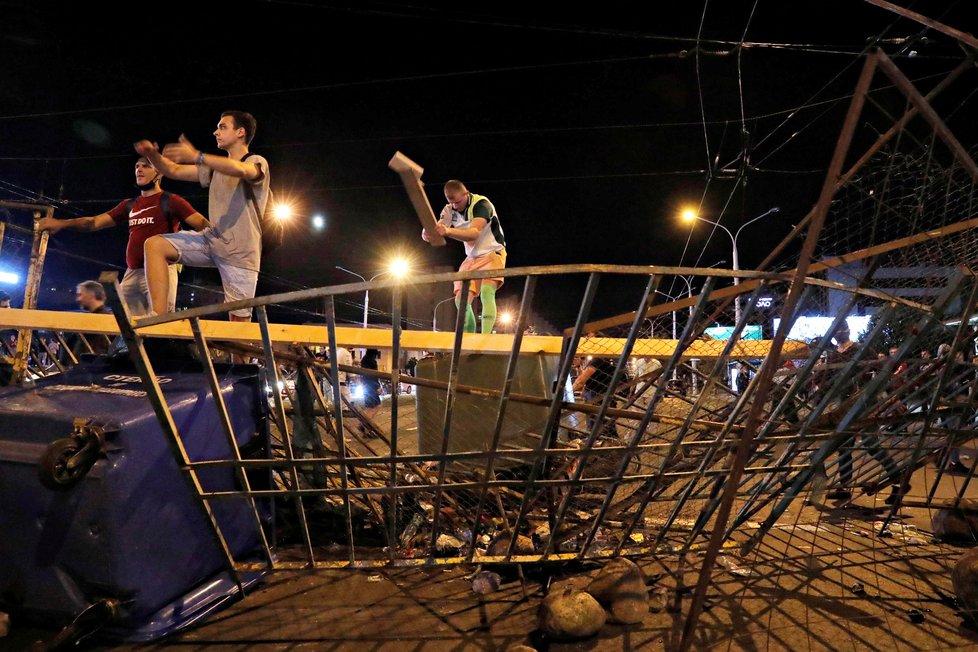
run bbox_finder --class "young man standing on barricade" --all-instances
[135,110,269,322]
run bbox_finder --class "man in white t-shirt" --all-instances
[135,110,269,322]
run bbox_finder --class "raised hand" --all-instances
[162,134,199,164]
[133,140,159,156]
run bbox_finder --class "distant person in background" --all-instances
[0,291,12,384]
[76,281,111,315]
[573,354,619,438]
[73,280,112,356]
[358,348,383,419]
[0,291,14,358]
[421,180,507,334]
[38,157,208,316]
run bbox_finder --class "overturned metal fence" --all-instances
[3,45,978,649]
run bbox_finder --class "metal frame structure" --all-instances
[4,42,978,650]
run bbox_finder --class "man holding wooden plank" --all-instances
[422,180,507,334]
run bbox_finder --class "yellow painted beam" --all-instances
[0,308,809,359]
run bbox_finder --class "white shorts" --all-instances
[161,231,259,319]
[121,266,177,317]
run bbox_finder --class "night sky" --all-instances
[1,1,974,328]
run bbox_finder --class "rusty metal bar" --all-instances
[428,279,471,551]
[320,297,358,562]
[875,50,978,184]
[865,0,978,50]
[190,317,275,567]
[541,273,661,559]
[387,285,403,553]
[98,271,242,589]
[678,51,881,652]
[655,285,772,551]
[612,277,720,553]
[505,273,601,559]
[742,270,968,551]
[466,275,538,563]
[257,306,316,566]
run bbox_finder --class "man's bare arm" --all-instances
[437,217,487,242]
[183,212,211,231]
[134,140,199,182]
[37,214,115,234]
[164,135,263,181]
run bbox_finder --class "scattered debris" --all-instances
[718,555,755,577]
[472,571,502,595]
[367,575,384,583]
[400,513,425,548]
[803,554,825,576]
[487,533,534,557]
[907,608,925,624]
[649,587,669,613]
[435,533,464,554]
[850,582,866,596]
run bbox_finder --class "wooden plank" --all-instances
[0,308,809,359]
[388,151,446,246]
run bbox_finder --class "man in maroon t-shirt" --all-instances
[39,157,209,316]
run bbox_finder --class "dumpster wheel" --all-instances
[38,437,97,490]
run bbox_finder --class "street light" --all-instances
[432,296,456,331]
[336,257,411,327]
[681,207,780,326]
[272,201,295,221]
[655,260,726,392]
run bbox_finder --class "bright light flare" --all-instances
[499,311,513,325]
[681,208,699,222]
[0,272,18,284]
[272,202,294,221]
[311,214,326,230]
[387,257,410,278]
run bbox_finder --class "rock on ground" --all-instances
[952,547,978,614]
[587,558,649,624]
[539,588,606,640]
[933,500,978,543]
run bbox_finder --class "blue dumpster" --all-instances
[0,356,273,641]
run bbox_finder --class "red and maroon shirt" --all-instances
[107,192,197,269]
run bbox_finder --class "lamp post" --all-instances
[654,290,681,341]
[432,296,456,331]
[336,258,410,327]
[682,207,780,326]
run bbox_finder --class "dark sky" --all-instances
[1,1,974,327]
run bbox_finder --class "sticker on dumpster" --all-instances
[43,384,148,398]
[103,374,173,386]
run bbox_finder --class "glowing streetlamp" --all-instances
[681,206,780,326]
[272,202,294,221]
[336,257,411,327]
